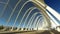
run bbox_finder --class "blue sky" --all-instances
[44,0,60,13]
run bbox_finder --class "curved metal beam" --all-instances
[30,0,51,29]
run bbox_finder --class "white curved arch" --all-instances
[37,17,43,27]
[13,7,34,31]
[11,1,31,31]
[26,12,41,28]
[22,7,37,28]
[29,0,45,7]
[0,0,9,17]
[32,15,42,28]
[0,2,7,4]
[7,0,21,25]
[36,17,43,30]
[30,0,51,24]
[32,15,42,30]
[17,7,37,30]
[37,18,42,28]
[2,0,21,31]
